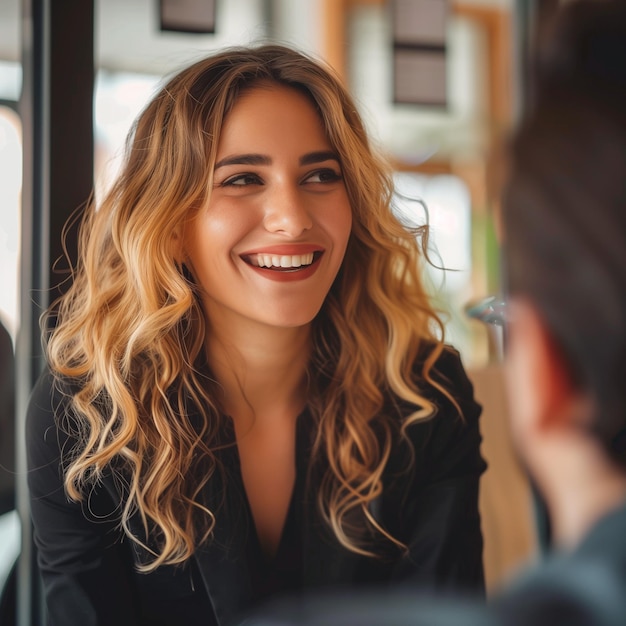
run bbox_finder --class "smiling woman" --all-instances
[184,84,352,332]
[26,44,486,626]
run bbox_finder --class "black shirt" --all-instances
[26,346,487,625]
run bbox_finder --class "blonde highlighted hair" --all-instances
[47,44,452,571]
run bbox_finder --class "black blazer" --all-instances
[241,500,626,626]
[26,347,486,626]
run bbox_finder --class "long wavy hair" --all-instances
[46,44,452,571]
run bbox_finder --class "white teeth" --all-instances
[251,253,315,268]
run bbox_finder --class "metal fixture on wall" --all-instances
[392,0,449,107]
[159,0,217,34]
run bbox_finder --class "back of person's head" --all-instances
[502,0,626,464]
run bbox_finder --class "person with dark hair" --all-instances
[240,1,626,625]
[26,43,485,625]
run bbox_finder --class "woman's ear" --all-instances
[504,299,580,443]
[171,225,185,265]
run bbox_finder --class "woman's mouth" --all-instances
[243,251,322,272]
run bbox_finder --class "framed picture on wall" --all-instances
[159,0,216,34]
[392,0,449,106]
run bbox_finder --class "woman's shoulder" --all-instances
[378,343,486,486]
[26,368,81,459]
[403,343,480,418]
[426,344,478,408]
[386,343,483,447]
[27,367,79,417]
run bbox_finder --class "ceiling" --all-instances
[0,0,512,76]
[0,0,327,77]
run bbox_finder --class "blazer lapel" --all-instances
[296,409,361,589]
[194,457,254,626]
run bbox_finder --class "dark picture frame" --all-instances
[159,0,216,34]
[392,0,449,107]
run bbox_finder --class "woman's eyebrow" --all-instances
[214,150,340,170]
[299,150,340,165]
[214,154,271,169]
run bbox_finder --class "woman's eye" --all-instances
[304,168,343,184]
[219,173,262,187]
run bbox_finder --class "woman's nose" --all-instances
[263,183,313,237]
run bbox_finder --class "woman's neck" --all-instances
[206,319,312,426]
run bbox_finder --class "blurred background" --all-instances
[0,0,519,363]
[0,1,561,624]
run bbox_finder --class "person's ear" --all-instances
[504,299,579,441]
[170,225,184,265]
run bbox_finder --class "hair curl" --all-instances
[46,44,452,570]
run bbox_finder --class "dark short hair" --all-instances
[502,0,626,465]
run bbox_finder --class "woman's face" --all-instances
[183,83,352,334]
